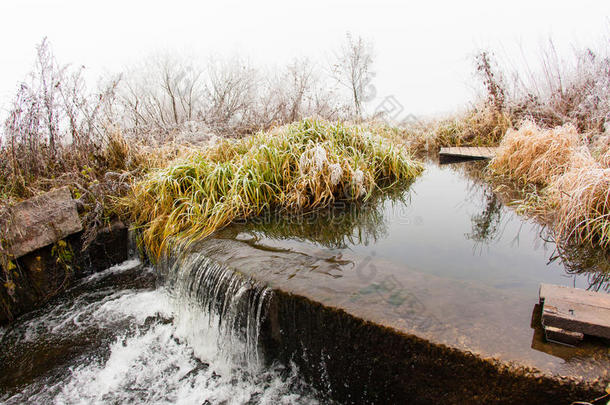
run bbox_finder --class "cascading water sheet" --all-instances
[0,257,323,404]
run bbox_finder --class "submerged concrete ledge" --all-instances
[260,288,605,404]
[193,234,609,404]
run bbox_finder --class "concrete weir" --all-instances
[261,291,601,404]
[194,235,609,404]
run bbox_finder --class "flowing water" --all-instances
[1,160,608,403]
[0,258,325,404]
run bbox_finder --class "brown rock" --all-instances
[5,187,82,258]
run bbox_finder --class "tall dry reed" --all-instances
[491,121,610,248]
[491,121,581,185]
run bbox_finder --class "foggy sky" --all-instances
[0,0,608,120]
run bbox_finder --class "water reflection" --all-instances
[451,159,610,292]
[232,182,413,249]
[200,160,610,373]
[551,241,610,292]
[528,303,606,360]
[466,189,503,245]
[221,160,609,293]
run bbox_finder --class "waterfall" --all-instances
[0,257,325,404]
[166,252,272,368]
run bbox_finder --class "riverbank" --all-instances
[2,36,609,313]
[0,37,609,405]
[2,113,609,322]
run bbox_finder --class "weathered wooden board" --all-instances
[543,325,584,346]
[540,283,610,309]
[539,283,610,341]
[6,186,82,258]
[439,147,498,160]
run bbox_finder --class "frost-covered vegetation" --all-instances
[404,40,610,154]
[0,35,373,193]
[477,40,610,250]
[127,119,422,258]
[491,122,610,249]
[0,35,376,279]
[1,31,609,291]
[401,35,610,251]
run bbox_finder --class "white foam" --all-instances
[6,286,321,405]
[79,258,143,284]
[60,322,314,404]
[52,293,318,405]
[20,290,126,342]
[93,289,173,323]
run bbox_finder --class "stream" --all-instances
[1,160,608,403]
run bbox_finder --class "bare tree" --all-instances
[116,50,359,137]
[330,33,374,120]
[205,57,257,130]
[251,58,347,128]
[118,55,205,133]
[283,58,346,121]
[284,59,314,122]
[253,59,314,126]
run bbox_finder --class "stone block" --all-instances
[6,187,82,258]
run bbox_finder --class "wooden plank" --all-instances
[543,326,583,346]
[542,299,610,339]
[539,284,610,340]
[540,283,610,309]
[439,147,498,160]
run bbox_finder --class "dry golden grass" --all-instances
[491,121,581,185]
[491,121,610,248]
[602,148,610,167]
[406,107,511,154]
[548,150,610,248]
[592,134,610,167]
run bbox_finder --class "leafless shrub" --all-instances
[478,34,610,251]
[0,38,140,270]
[1,38,121,198]
[118,55,206,138]
[248,58,346,130]
[117,53,353,139]
[204,57,259,133]
[478,37,610,135]
[475,51,506,113]
[1,36,378,201]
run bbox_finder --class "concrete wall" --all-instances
[261,289,605,404]
[0,221,129,323]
